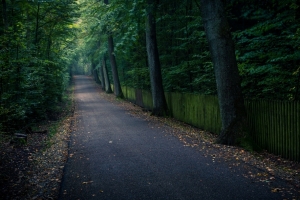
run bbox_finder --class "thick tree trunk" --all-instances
[97,41,105,90]
[91,62,99,84]
[145,0,168,116]
[94,69,101,84]
[102,56,112,93]
[104,0,123,98]
[93,63,101,84]
[107,35,123,98]
[200,0,247,145]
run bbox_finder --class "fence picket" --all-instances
[271,101,275,154]
[297,102,300,161]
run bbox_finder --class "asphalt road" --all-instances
[59,75,287,200]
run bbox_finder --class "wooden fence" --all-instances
[119,86,300,162]
[165,93,222,134]
[245,100,300,161]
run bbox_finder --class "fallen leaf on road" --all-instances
[82,181,93,184]
[271,188,280,192]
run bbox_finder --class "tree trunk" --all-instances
[200,0,247,145]
[99,63,105,91]
[107,35,123,98]
[102,56,112,93]
[145,0,168,116]
[97,41,105,90]
[91,62,96,82]
[92,61,101,84]
[94,69,101,84]
[104,0,123,98]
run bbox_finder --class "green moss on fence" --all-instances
[245,100,300,161]
[127,87,136,102]
[166,93,221,134]
[142,90,153,110]
[121,86,127,98]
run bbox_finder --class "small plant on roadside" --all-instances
[237,135,262,153]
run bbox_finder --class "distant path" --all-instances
[59,75,283,200]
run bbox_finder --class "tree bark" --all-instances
[92,62,101,84]
[102,56,112,93]
[94,68,101,84]
[107,35,123,98]
[145,0,168,116]
[104,0,123,98]
[200,0,247,145]
[97,41,105,90]
[99,63,105,91]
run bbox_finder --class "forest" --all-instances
[0,0,78,133]
[1,0,299,143]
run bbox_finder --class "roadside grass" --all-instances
[238,135,263,153]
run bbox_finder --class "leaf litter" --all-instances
[0,98,75,199]
[0,121,72,199]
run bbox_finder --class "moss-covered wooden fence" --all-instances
[120,86,300,161]
[245,100,300,161]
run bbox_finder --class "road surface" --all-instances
[59,75,289,200]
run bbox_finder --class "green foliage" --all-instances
[0,0,78,133]
[237,135,263,153]
[231,0,300,100]
[155,0,216,94]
